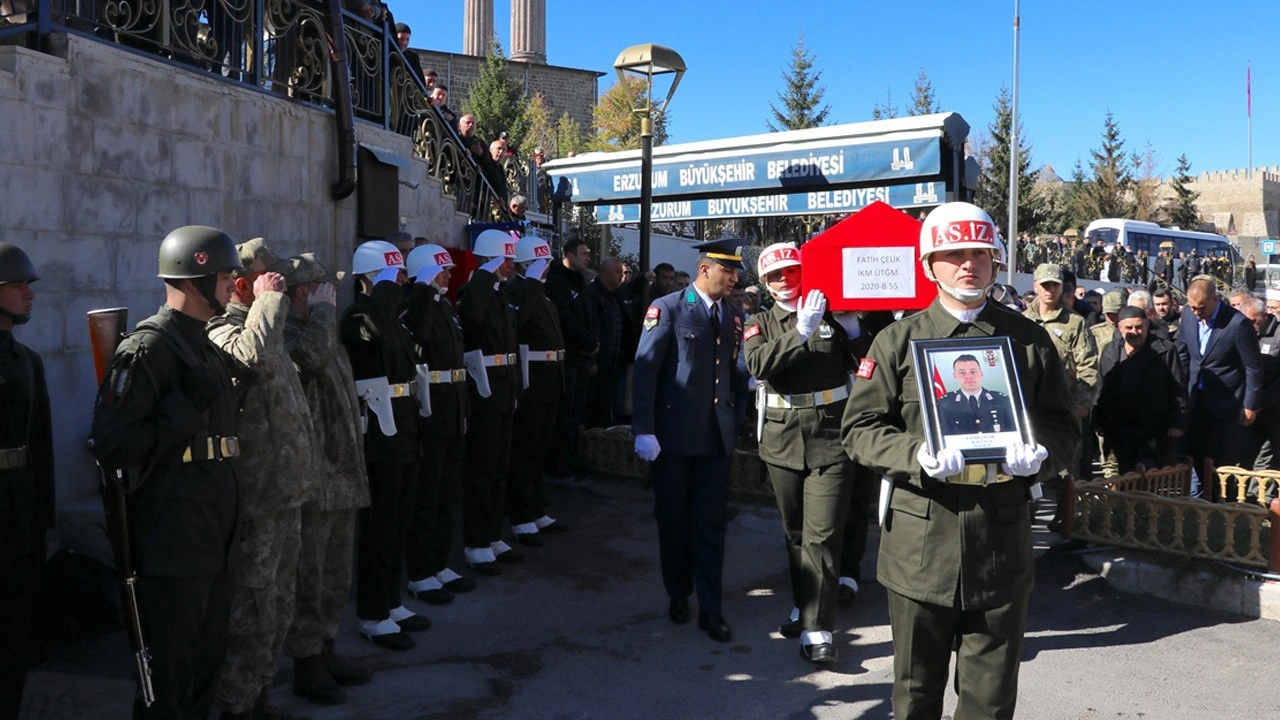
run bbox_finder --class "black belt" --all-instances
[181,436,241,463]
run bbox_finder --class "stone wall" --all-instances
[1158,166,1280,238]
[0,35,470,510]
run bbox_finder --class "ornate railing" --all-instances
[0,0,514,223]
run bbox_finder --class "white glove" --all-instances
[526,258,550,281]
[832,311,862,340]
[308,282,336,307]
[416,266,445,288]
[916,443,965,480]
[796,289,827,339]
[479,257,504,274]
[373,266,400,286]
[634,434,661,462]
[1001,442,1048,477]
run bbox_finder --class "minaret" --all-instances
[510,0,547,64]
[463,0,494,57]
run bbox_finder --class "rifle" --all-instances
[87,307,156,708]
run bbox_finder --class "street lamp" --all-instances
[613,43,685,272]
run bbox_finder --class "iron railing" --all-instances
[0,0,515,223]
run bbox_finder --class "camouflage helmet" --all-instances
[0,242,38,284]
[157,225,241,279]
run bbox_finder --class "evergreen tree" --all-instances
[461,38,529,150]
[556,111,588,157]
[767,32,831,131]
[908,68,939,116]
[1085,111,1135,219]
[973,86,1043,235]
[1054,159,1093,234]
[1166,154,1201,230]
[590,75,669,151]
[871,89,898,120]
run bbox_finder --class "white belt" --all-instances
[528,349,564,362]
[482,353,518,367]
[427,368,468,384]
[388,381,417,398]
[765,383,850,409]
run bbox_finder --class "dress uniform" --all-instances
[632,238,749,643]
[341,241,426,650]
[502,236,569,546]
[91,226,244,720]
[842,204,1078,720]
[743,242,864,664]
[456,230,523,572]
[0,243,53,720]
[401,245,475,602]
[936,388,1016,435]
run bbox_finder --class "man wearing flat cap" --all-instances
[632,238,750,643]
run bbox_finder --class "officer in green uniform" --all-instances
[842,203,1078,720]
[744,242,865,665]
[0,243,53,720]
[92,226,244,720]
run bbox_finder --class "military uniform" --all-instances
[936,388,1016,435]
[842,299,1078,719]
[744,303,862,646]
[1025,299,1097,474]
[1090,321,1117,358]
[92,306,241,720]
[206,291,316,715]
[502,272,565,539]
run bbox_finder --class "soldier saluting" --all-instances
[936,354,1016,435]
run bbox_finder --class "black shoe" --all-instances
[442,575,477,593]
[697,612,732,643]
[515,532,545,547]
[360,629,415,651]
[496,548,524,563]
[837,584,857,606]
[779,619,801,639]
[469,561,502,576]
[540,521,569,535]
[396,614,431,632]
[411,587,454,605]
[668,597,690,625]
[801,642,838,664]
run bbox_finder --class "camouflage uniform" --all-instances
[207,292,317,714]
[1023,299,1098,469]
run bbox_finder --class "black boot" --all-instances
[255,689,313,720]
[293,654,345,705]
[322,638,373,686]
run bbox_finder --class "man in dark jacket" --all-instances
[585,257,625,427]
[544,237,598,475]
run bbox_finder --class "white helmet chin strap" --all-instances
[923,256,993,304]
[770,284,799,302]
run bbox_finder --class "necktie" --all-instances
[969,395,979,415]
[710,302,721,336]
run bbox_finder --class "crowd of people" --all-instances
[1013,233,1240,289]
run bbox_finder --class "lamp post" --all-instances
[613,43,685,272]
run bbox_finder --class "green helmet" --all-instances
[157,225,241,279]
[0,243,38,284]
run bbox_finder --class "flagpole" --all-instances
[1006,0,1020,286]
[1248,62,1253,179]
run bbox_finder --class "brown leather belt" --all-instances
[0,446,29,470]
[181,436,241,463]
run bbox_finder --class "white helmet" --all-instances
[473,229,518,259]
[406,243,455,279]
[918,202,1001,303]
[757,242,802,301]
[515,236,552,264]
[352,240,406,276]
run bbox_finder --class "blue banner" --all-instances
[593,182,945,224]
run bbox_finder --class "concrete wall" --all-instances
[0,35,469,513]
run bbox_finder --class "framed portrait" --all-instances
[910,337,1033,463]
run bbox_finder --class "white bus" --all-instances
[1084,219,1239,264]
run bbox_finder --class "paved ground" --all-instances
[21,473,1280,720]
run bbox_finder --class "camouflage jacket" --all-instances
[283,303,371,511]
[1023,299,1099,410]
[207,294,317,513]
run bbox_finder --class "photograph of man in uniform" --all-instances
[934,353,1017,443]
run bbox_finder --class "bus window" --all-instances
[1087,227,1119,246]
[1128,232,1154,255]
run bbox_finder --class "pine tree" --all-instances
[461,38,529,150]
[908,68,939,116]
[590,75,668,151]
[767,32,831,131]
[871,89,898,120]
[1166,154,1201,230]
[1085,111,1135,219]
[973,86,1043,235]
[1055,159,1093,234]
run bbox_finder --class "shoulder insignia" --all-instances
[743,324,761,341]
[818,322,834,339]
[644,306,661,332]
[856,358,876,379]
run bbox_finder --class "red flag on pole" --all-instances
[932,363,946,399]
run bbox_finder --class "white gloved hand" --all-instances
[832,311,862,340]
[916,443,966,480]
[1001,442,1048,477]
[526,258,551,281]
[308,282,336,307]
[795,289,827,339]
[634,434,661,462]
[479,257,504,274]
[373,266,401,286]
[416,266,445,288]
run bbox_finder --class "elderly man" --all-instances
[1240,298,1280,485]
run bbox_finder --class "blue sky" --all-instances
[399,1,1276,179]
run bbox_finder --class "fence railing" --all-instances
[0,0,515,224]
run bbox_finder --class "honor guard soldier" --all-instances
[0,243,53,719]
[503,235,570,547]
[744,242,864,665]
[632,238,750,643]
[206,239,317,720]
[842,203,1078,719]
[275,254,374,705]
[401,244,477,604]
[341,240,428,651]
[91,226,245,720]
[935,354,1018,436]
[456,230,523,574]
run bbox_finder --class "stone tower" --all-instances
[463,0,494,56]
[510,0,546,64]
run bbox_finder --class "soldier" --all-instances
[342,240,428,650]
[0,243,52,720]
[503,235,570,547]
[935,354,1018,435]
[276,254,374,705]
[743,242,864,665]
[632,238,750,643]
[401,245,477,604]
[91,226,243,720]
[456,230,523,573]
[1089,290,1125,354]
[842,203,1078,720]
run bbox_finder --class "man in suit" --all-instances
[936,354,1017,437]
[632,239,749,643]
[1176,276,1263,500]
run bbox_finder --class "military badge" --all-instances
[743,324,761,341]
[856,358,876,379]
[644,306,660,331]
[818,322,834,339]
[984,349,997,367]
